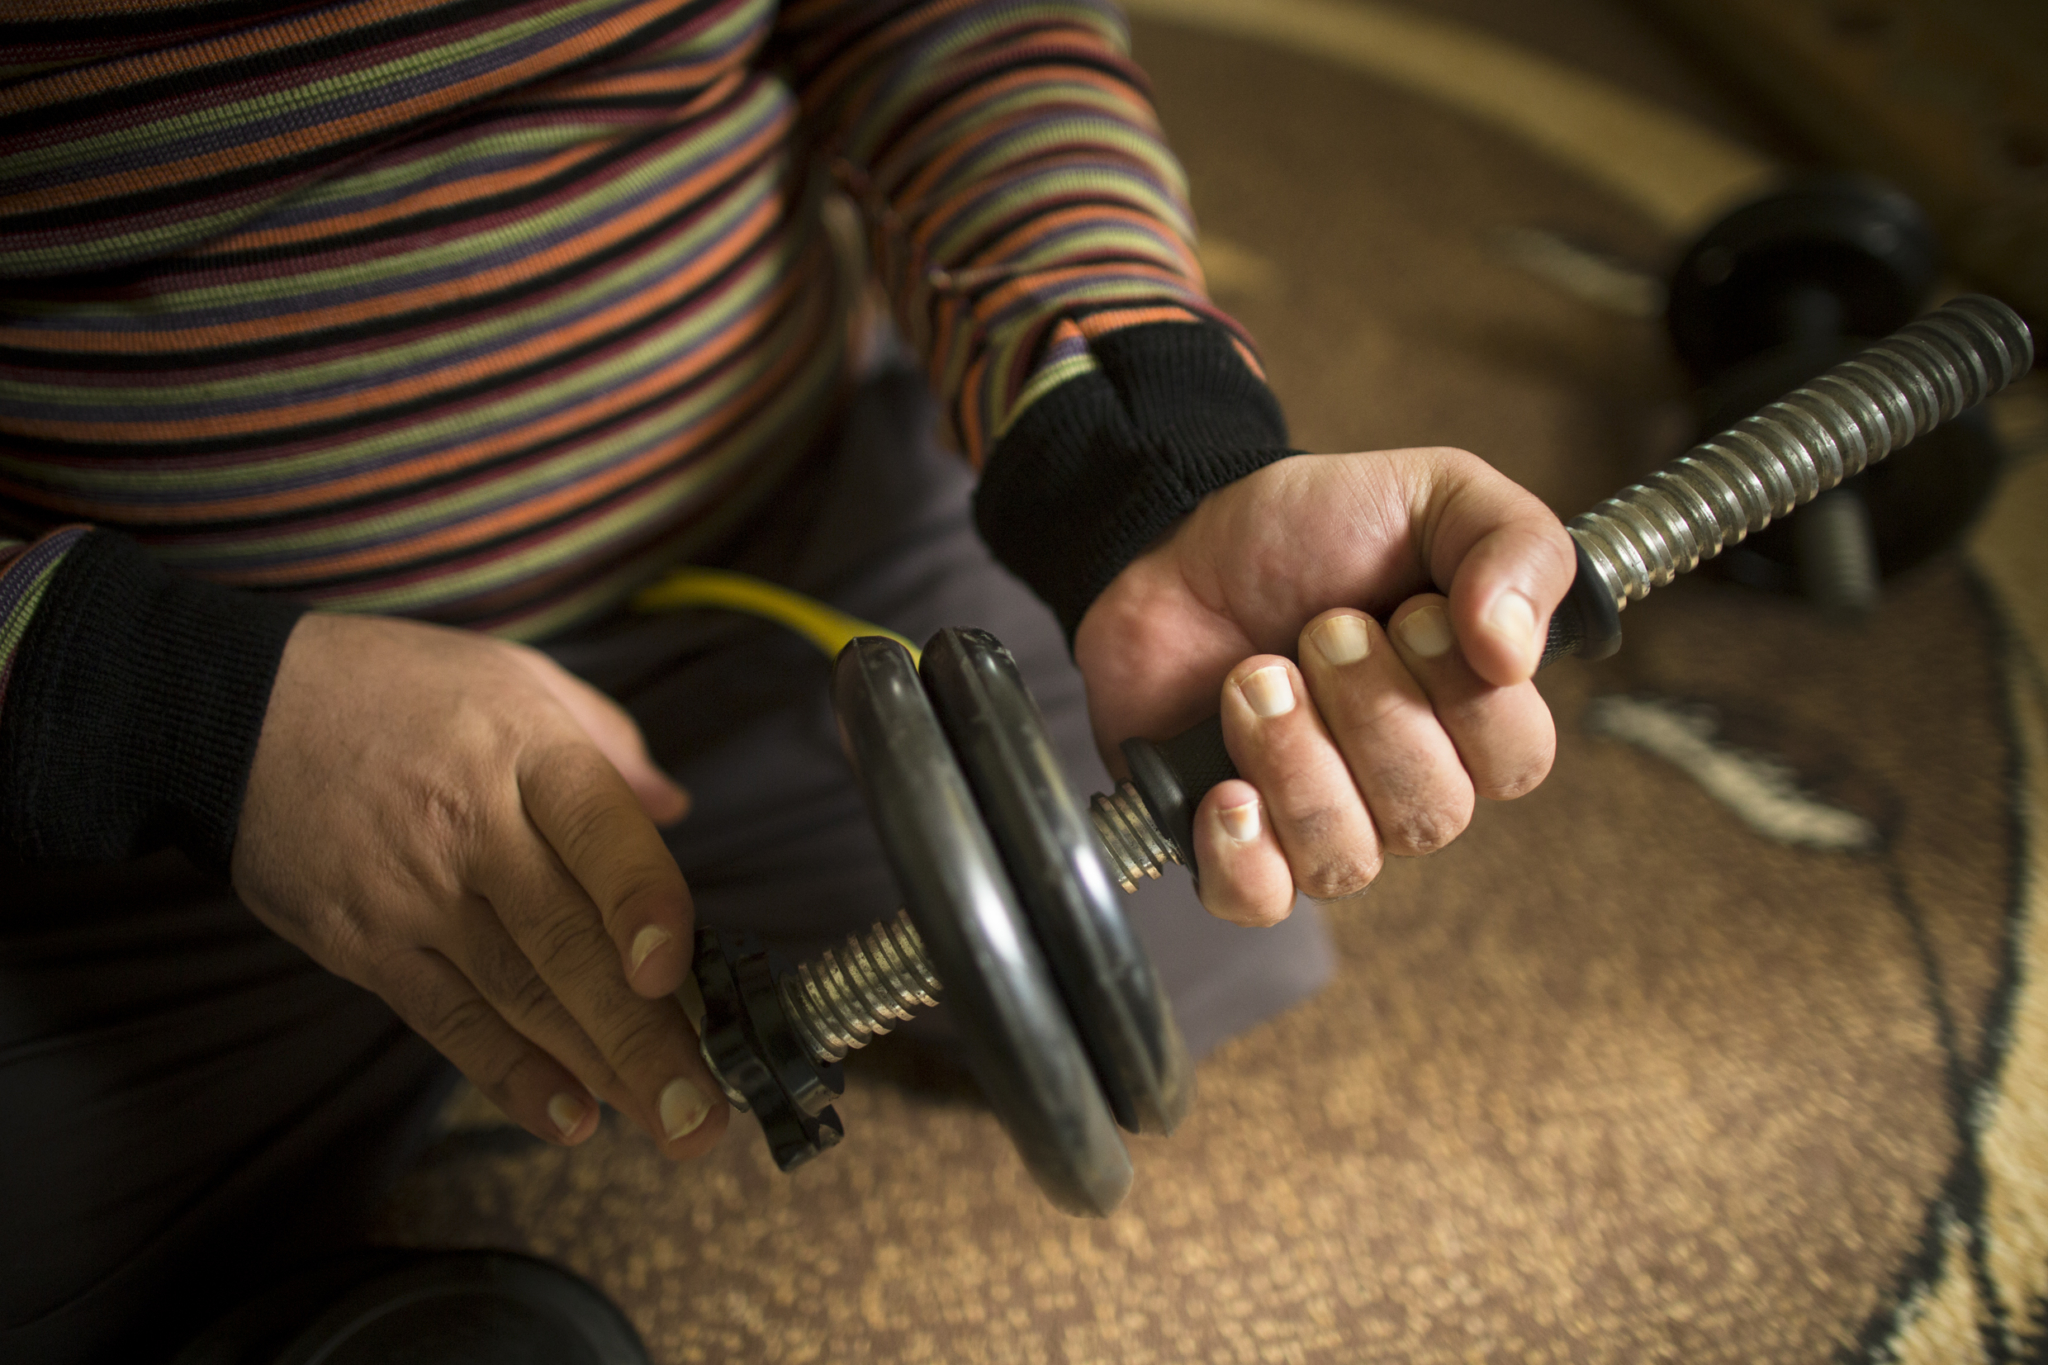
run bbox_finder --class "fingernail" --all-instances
[1486,590,1539,668]
[1397,605,1455,659]
[629,925,672,977]
[1219,798,1261,843]
[660,1077,711,1140]
[548,1092,588,1139]
[1312,614,1372,666]
[1239,665,1297,718]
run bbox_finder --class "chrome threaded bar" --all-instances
[1568,294,2033,613]
[1090,781,1181,893]
[779,909,943,1064]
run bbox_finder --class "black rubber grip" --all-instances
[1119,715,1231,881]
[1539,538,1623,667]
[1122,543,1620,873]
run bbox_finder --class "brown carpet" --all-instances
[370,3,2048,1359]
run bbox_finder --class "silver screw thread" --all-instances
[779,909,943,1064]
[1090,781,1182,893]
[1568,294,2033,612]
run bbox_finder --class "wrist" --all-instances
[973,320,1295,642]
[0,531,307,870]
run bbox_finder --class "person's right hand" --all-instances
[230,612,730,1157]
[1076,448,1573,927]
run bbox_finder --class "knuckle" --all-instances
[541,760,624,854]
[500,964,561,1025]
[1273,805,1380,900]
[600,1004,680,1075]
[320,896,387,974]
[527,910,607,983]
[1299,856,1378,902]
[1384,800,1470,856]
[343,931,436,1000]
[425,991,501,1053]
[409,778,487,857]
[555,794,613,859]
[1483,762,1548,801]
[462,942,520,1003]
[1433,445,1495,489]
[1270,787,1342,832]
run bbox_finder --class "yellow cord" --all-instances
[631,566,921,664]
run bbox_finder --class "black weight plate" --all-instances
[270,1252,647,1365]
[832,636,1132,1216]
[919,627,1193,1137]
[1667,173,1938,382]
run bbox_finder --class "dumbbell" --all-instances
[1667,175,2007,620]
[688,295,2033,1217]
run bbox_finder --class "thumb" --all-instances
[1424,458,1576,687]
[508,648,691,825]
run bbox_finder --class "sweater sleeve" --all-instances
[0,527,304,871]
[0,528,88,711]
[772,0,1297,637]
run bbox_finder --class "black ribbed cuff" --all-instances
[0,531,306,872]
[972,321,1295,639]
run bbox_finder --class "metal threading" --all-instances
[1090,781,1181,893]
[1569,294,2033,613]
[779,909,944,1064]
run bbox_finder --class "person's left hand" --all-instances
[1073,447,1576,925]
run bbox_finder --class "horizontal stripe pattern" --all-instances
[0,0,1242,723]
[780,0,1252,459]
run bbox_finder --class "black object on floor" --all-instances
[171,1250,649,1365]
[1665,173,2005,617]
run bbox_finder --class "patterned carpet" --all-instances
[371,2,2048,1359]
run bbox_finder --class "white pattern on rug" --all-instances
[1584,693,1878,852]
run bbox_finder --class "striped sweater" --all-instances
[0,0,1293,869]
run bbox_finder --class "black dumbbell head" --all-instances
[1667,173,1939,381]
[832,636,1132,1216]
[918,627,1193,1138]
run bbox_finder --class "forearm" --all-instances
[778,0,1297,634]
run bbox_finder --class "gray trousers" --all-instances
[0,366,1331,1364]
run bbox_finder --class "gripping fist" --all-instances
[1075,448,1576,925]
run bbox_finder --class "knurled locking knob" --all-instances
[691,926,845,1171]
